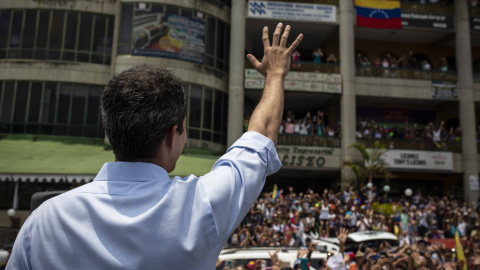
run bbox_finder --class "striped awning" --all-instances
[0,174,95,183]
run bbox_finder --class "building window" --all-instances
[0,9,114,65]
[118,3,230,73]
[184,83,227,145]
[0,81,104,138]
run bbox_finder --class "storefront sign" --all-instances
[431,80,457,100]
[470,175,479,191]
[401,12,454,30]
[276,146,341,169]
[248,1,336,23]
[132,10,205,64]
[380,150,453,172]
[245,69,342,93]
[471,16,480,32]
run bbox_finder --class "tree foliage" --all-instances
[342,142,391,186]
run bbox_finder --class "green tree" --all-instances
[342,142,391,187]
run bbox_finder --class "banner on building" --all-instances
[247,1,336,23]
[401,12,454,30]
[431,80,457,100]
[355,0,402,29]
[276,146,341,169]
[131,10,205,64]
[245,69,342,93]
[380,150,453,172]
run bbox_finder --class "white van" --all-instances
[312,231,398,253]
[217,247,329,270]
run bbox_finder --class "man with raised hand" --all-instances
[7,23,302,269]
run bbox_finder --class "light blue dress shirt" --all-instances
[7,131,282,270]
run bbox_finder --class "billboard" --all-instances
[132,10,205,64]
[380,150,453,172]
[248,1,336,23]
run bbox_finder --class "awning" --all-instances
[0,174,95,183]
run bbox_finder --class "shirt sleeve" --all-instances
[199,131,282,244]
[6,214,33,270]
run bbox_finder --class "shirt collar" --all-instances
[94,162,170,182]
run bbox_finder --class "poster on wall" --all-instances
[131,10,205,64]
[401,12,454,30]
[248,0,336,23]
[431,80,457,100]
[380,150,453,172]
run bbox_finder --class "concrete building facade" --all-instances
[1,0,480,227]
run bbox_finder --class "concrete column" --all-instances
[227,0,246,146]
[340,0,357,183]
[455,0,479,206]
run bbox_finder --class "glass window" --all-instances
[1,82,14,122]
[22,10,37,49]
[14,82,29,124]
[71,84,87,126]
[0,10,11,49]
[205,17,215,55]
[28,83,42,122]
[57,83,71,124]
[41,82,57,124]
[165,5,179,15]
[189,85,202,128]
[48,10,64,60]
[10,11,23,48]
[203,89,212,129]
[120,4,133,43]
[86,86,101,126]
[214,92,223,133]
[64,12,78,50]
[77,13,93,62]
[92,15,106,64]
[37,11,50,48]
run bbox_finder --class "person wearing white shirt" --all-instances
[7,23,303,270]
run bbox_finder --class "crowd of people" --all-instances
[278,110,340,138]
[357,119,462,144]
[220,184,480,269]
[356,51,450,74]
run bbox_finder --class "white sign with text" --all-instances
[248,1,336,23]
[380,150,453,172]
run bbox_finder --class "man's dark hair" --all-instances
[102,64,186,161]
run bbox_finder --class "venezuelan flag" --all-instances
[355,0,402,29]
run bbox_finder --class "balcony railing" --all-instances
[358,138,462,153]
[246,61,340,74]
[355,66,457,81]
[278,134,341,147]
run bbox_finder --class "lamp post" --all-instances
[383,185,390,203]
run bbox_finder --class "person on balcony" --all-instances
[313,48,323,64]
[285,118,294,134]
[440,57,448,72]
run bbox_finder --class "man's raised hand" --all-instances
[247,23,303,78]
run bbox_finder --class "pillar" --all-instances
[227,0,246,146]
[340,0,357,184]
[455,0,479,206]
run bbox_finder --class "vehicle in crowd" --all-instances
[217,247,330,270]
[312,231,398,253]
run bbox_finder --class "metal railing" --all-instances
[358,138,462,153]
[355,66,457,81]
[245,61,340,74]
[278,134,341,147]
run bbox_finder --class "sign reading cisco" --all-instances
[277,146,340,169]
[248,0,336,23]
